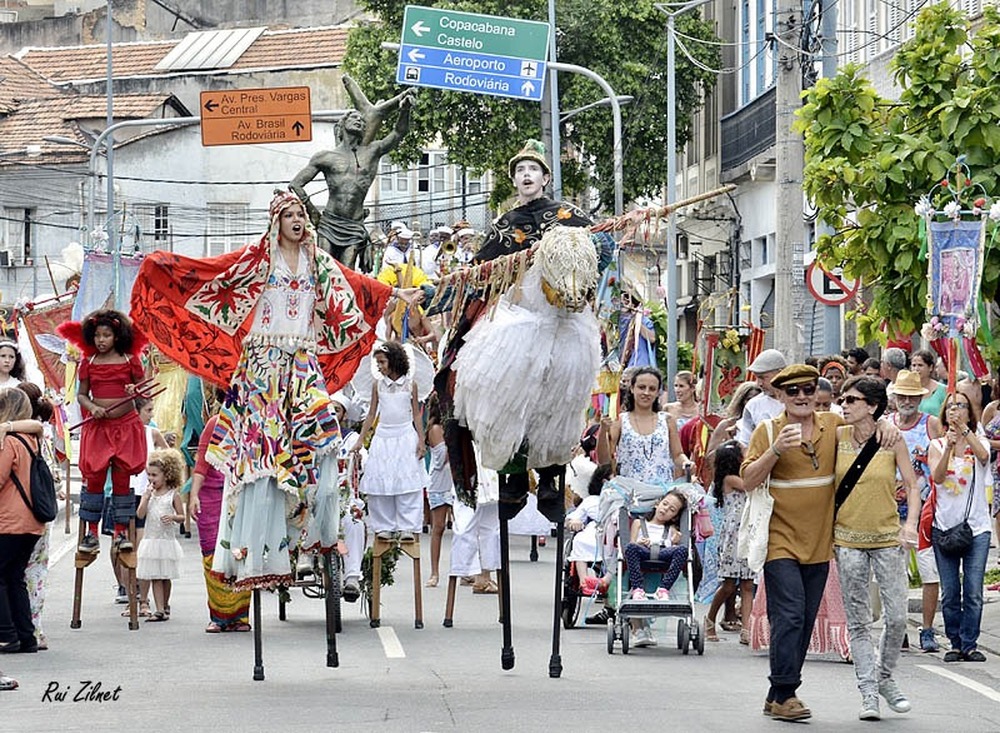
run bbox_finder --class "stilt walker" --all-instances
[57,312,157,630]
[130,190,410,679]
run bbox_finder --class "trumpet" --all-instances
[440,238,457,256]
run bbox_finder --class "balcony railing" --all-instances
[720,86,776,172]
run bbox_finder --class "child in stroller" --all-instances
[623,490,688,646]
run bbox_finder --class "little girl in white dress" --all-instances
[137,449,185,622]
[352,341,428,542]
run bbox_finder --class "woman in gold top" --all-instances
[834,376,919,721]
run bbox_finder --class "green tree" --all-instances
[796,2,1000,344]
[343,0,719,212]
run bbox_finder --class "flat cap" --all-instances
[771,364,821,389]
[748,348,787,374]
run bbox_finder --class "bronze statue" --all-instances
[290,75,416,270]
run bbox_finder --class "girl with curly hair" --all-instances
[136,449,185,622]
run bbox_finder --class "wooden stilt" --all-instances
[443,575,457,627]
[499,512,514,670]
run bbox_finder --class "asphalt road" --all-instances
[7,523,1000,732]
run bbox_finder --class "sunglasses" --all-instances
[838,395,870,406]
[946,402,970,410]
[781,382,818,397]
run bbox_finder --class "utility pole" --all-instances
[773,0,806,362]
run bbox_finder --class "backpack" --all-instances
[10,433,57,523]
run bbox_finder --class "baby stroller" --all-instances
[560,524,608,629]
[601,476,706,655]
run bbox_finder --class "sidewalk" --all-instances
[906,543,1000,656]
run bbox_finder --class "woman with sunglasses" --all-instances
[927,391,991,663]
[834,376,920,720]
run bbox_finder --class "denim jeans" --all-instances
[835,545,907,696]
[933,529,991,653]
[763,558,830,703]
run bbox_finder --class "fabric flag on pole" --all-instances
[19,297,75,391]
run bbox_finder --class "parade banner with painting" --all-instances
[917,162,998,382]
[703,328,749,415]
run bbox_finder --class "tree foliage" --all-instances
[796,2,1000,344]
[343,0,719,212]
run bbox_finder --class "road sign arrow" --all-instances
[407,48,425,63]
[521,81,536,96]
[203,99,219,112]
[292,121,304,136]
[412,21,430,37]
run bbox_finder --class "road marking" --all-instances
[918,664,1000,703]
[49,533,78,567]
[377,626,406,658]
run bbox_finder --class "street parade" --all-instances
[3,1,1000,731]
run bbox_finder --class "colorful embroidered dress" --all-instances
[130,192,392,590]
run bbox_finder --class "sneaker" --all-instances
[580,576,599,596]
[78,534,100,554]
[115,585,128,604]
[585,607,614,625]
[342,577,360,603]
[295,553,314,579]
[944,649,963,662]
[964,649,987,662]
[632,627,655,648]
[878,678,911,713]
[859,694,881,721]
[398,531,416,543]
[630,588,647,601]
[919,627,940,652]
[375,530,395,541]
[115,535,133,553]
[653,587,670,601]
[769,697,811,721]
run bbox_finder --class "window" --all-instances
[395,167,409,193]
[136,204,170,250]
[741,0,751,103]
[418,153,430,193]
[1,207,33,264]
[756,0,766,94]
[206,203,248,257]
[380,161,393,193]
[433,153,447,193]
[467,172,483,196]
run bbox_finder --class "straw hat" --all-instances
[508,139,551,178]
[891,369,929,396]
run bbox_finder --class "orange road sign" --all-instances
[200,87,312,146]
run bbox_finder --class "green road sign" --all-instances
[401,5,549,61]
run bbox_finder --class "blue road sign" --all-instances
[395,44,546,101]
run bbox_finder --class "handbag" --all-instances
[694,507,715,540]
[935,463,976,557]
[737,420,775,574]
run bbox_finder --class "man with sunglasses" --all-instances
[736,349,787,447]
[742,364,899,722]
[890,369,943,652]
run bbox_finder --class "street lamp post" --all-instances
[655,0,713,399]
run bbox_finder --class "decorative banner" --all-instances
[0,305,16,339]
[704,328,748,416]
[927,219,985,338]
[72,251,145,319]
[19,297,75,391]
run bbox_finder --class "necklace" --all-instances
[852,424,875,448]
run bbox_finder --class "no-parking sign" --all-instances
[806,262,859,306]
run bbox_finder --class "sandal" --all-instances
[425,575,439,588]
[720,620,742,632]
[472,580,499,594]
[163,606,171,619]
[205,622,223,633]
[740,629,751,645]
[226,622,252,632]
[705,618,720,642]
[145,611,167,622]
[137,603,152,618]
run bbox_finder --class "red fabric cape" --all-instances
[129,246,390,390]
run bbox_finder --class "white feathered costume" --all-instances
[454,225,601,471]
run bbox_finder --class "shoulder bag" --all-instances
[935,462,976,557]
[834,432,880,517]
[737,419,775,574]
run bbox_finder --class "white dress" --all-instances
[137,490,183,580]
[359,375,428,495]
[453,264,600,471]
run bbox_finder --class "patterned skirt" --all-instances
[209,341,340,590]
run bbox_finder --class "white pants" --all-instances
[367,490,423,533]
[449,501,500,576]
[341,514,364,580]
